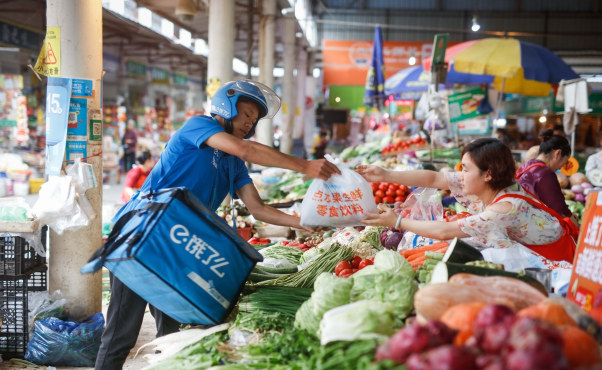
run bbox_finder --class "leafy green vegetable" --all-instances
[318,300,395,345]
[294,299,322,335]
[259,244,304,264]
[373,249,414,277]
[311,273,353,317]
[233,310,295,333]
[357,226,386,250]
[373,271,418,321]
[145,332,229,370]
[300,247,322,264]
[566,200,585,223]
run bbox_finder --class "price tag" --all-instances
[45,77,72,176]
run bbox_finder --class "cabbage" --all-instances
[319,300,395,345]
[312,273,353,317]
[294,299,321,335]
[374,271,418,320]
[373,249,414,278]
[349,273,378,302]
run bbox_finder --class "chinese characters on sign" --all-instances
[34,27,61,77]
[171,224,230,278]
[312,188,365,218]
[567,193,602,323]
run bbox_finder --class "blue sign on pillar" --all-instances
[45,77,72,176]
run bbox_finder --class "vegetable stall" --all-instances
[136,225,601,370]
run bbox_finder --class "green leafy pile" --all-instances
[145,332,229,370]
[259,244,305,265]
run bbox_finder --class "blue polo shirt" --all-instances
[138,115,253,211]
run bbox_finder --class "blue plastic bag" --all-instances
[25,312,104,367]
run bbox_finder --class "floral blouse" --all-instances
[444,172,564,249]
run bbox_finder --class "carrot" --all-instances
[407,253,426,262]
[410,256,427,269]
[401,242,449,258]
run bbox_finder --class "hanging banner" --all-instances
[567,192,602,324]
[363,26,385,107]
[34,27,61,77]
[151,67,170,84]
[45,77,72,176]
[126,59,147,78]
[448,87,488,123]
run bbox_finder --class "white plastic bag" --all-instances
[66,158,98,190]
[398,188,444,250]
[481,245,573,293]
[300,156,377,227]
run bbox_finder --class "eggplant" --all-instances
[431,262,548,296]
[442,238,484,264]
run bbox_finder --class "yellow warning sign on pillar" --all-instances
[34,27,61,77]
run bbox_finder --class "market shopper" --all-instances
[95,80,340,370]
[120,151,154,203]
[515,129,577,223]
[122,120,138,172]
[357,138,577,264]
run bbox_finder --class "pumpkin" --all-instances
[569,172,588,187]
[517,301,577,327]
[557,173,569,189]
[561,157,579,176]
[455,161,462,172]
[559,325,601,369]
[441,302,487,345]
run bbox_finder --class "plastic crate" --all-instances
[0,276,28,359]
[0,227,46,276]
[28,269,47,292]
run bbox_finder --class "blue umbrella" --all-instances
[384,65,494,100]
[363,26,386,107]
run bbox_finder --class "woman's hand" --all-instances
[356,165,387,183]
[361,204,398,228]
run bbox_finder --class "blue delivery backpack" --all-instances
[81,183,263,325]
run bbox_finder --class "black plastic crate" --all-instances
[0,227,46,276]
[28,269,47,292]
[0,276,28,359]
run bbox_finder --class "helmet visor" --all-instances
[230,79,281,120]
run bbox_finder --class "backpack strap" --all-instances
[229,155,237,233]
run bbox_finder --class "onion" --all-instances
[581,182,594,189]
[575,193,586,203]
[571,184,583,194]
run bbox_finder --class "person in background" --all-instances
[358,138,576,264]
[120,151,155,204]
[586,136,602,177]
[313,130,329,159]
[122,120,138,172]
[553,124,566,138]
[496,128,512,147]
[515,129,577,225]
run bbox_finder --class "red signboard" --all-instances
[567,192,602,322]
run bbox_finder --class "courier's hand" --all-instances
[361,204,398,228]
[356,165,387,183]
[303,159,340,181]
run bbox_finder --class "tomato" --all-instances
[282,241,289,245]
[399,185,409,194]
[340,268,353,277]
[370,183,379,191]
[389,184,399,191]
[383,196,395,204]
[378,183,388,191]
[351,256,362,268]
[374,196,382,204]
[395,196,404,202]
[385,189,396,197]
[358,259,374,269]
[335,261,352,276]
[375,190,384,198]
[352,268,359,273]
[395,189,404,196]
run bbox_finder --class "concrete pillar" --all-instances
[207,0,235,88]
[294,48,307,141]
[280,12,296,154]
[47,0,103,320]
[256,0,276,147]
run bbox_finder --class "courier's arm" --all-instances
[236,183,314,232]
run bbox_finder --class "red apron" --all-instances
[491,190,577,264]
[515,163,580,240]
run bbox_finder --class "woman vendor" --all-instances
[515,129,578,225]
[358,138,576,263]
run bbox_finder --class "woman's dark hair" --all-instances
[462,138,516,191]
[538,129,571,157]
[237,95,266,120]
[136,151,152,165]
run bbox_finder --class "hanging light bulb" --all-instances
[471,16,480,32]
[408,56,416,66]
[539,116,547,123]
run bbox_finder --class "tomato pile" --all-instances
[248,237,272,245]
[382,136,426,155]
[335,255,374,278]
[370,182,411,204]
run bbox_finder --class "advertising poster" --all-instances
[448,87,488,123]
[567,192,602,323]
[72,78,94,98]
[66,140,87,161]
[45,77,72,176]
[67,97,88,136]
